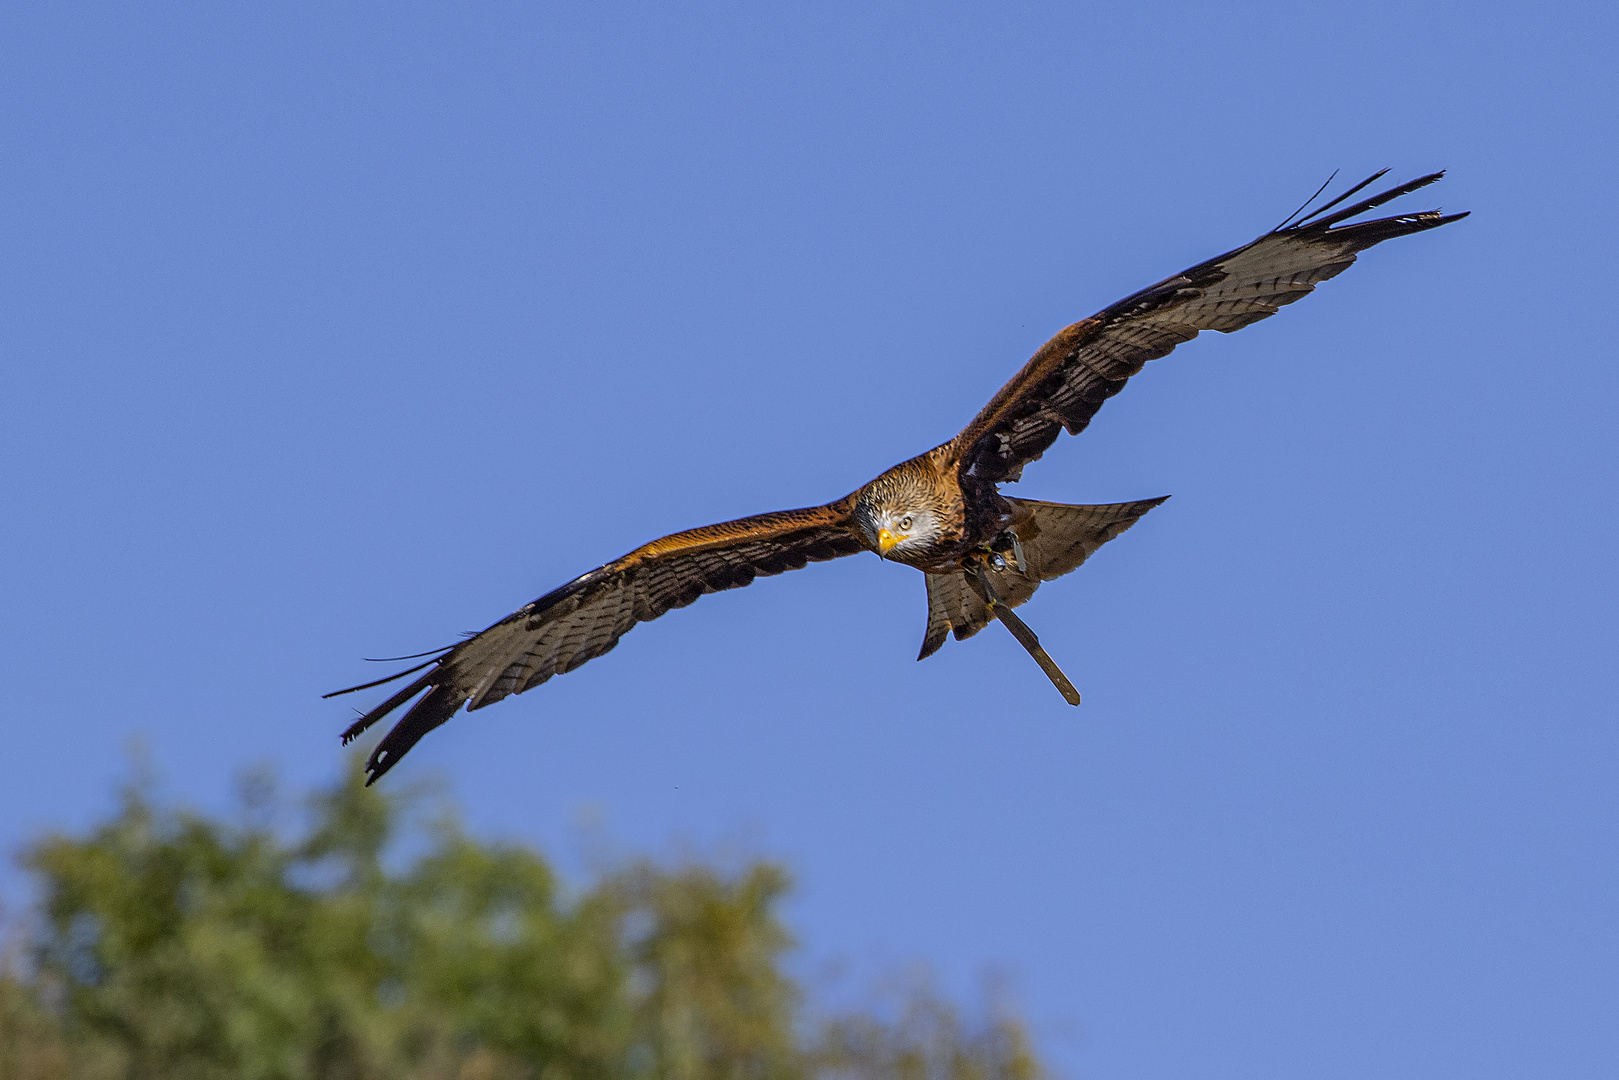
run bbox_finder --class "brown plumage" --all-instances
[331,171,1467,783]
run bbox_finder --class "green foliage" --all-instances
[812,986,1042,1080]
[0,761,1045,1080]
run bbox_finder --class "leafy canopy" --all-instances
[2,761,1044,1080]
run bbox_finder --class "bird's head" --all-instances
[853,461,950,559]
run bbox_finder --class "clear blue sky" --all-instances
[2,3,1615,1077]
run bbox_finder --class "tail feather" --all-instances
[919,496,1167,660]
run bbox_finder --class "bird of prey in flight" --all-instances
[331,170,1466,784]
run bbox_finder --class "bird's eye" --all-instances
[899,516,913,531]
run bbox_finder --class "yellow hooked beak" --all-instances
[877,529,907,555]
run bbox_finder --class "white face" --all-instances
[869,506,937,556]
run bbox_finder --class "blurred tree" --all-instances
[0,760,1045,1080]
[811,980,1042,1080]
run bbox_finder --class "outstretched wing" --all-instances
[331,501,864,784]
[948,171,1468,484]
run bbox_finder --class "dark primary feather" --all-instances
[950,172,1469,484]
[329,503,863,785]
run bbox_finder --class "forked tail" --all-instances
[919,495,1168,703]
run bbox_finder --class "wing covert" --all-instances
[329,501,863,784]
[948,171,1468,484]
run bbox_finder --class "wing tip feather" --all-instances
[361,684,468,786]
[1291,170,1460,236]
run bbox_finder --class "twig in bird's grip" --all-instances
[991,604,1082,706]
[966,564,1083,706]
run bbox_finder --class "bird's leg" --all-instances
[984,529,1024,573]
[965,561,1082,706]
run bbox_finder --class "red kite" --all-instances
[332,171,1466,783]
